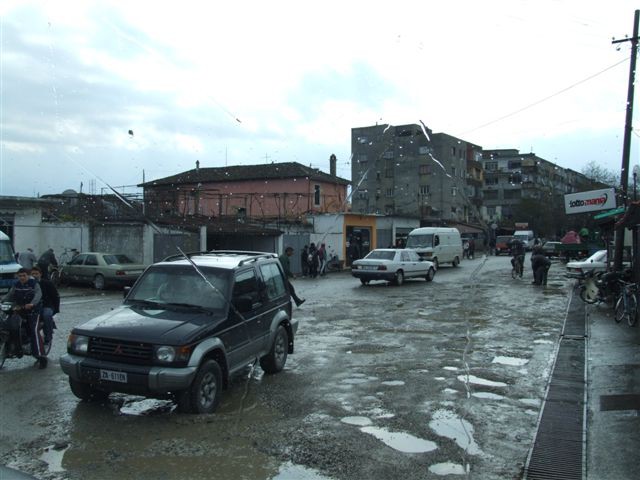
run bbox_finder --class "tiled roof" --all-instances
[141,162,349,187]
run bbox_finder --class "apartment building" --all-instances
[350,124,483,225]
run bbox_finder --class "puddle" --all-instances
[471,392,505,400]
[272,461,334,479]
[443,366,459,371]
[381,380,405,386]
[443,388,458,394]
[40,444,69,473]
[341,377,377,385]
[434,377,446,381]
[519,398,541,407]
[429,410,482,455]
[360,426,438,453]
[492,356,528,366]
[534,339,554,344]
[428,462,468,476]
[119,398,175,416]
[456,375,507,388]
[340,416,373,426]
[525,409,538,416]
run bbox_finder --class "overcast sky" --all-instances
[1,0,638,198]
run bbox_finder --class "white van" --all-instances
[405,227,463,269]
[0,231,20,292]
[513,230,535,250]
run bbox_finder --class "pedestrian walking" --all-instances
[318,243,327,276]
[462,240,469,259]
[468,238,475,259]
[308,243,319,278]
[18,248,38,270]
[530,246,551,286]
[300,245,309,277]
[279,246,306,307]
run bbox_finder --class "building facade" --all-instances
[350,124,483,226]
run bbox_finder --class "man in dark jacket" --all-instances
[530,246,551,286]
[1,268,47,368]
[279,247,305,307]
[37,248,58,280]
[31,266,59,349]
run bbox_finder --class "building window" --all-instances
[383,151,394,159]
[508,160,521,169]
[385,188,394,198]
[485,162,498,171]
[357,136,368,144]
[451,166,456,177]
[419,164,431,175]
[358,154,368,164]
[419,145,430,155]
[314,185,321,206]
[419,185,429,195]
[485,177,498,185]
[451,147,456,156]
[451,187,457,196]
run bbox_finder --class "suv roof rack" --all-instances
[162,250,278,265]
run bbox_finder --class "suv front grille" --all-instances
[89,337,153,364]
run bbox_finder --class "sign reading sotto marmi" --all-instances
[564,188,616,215]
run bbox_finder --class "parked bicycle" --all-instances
[50,248,78,287]
[615,280,639,326]
[325,255,342,273]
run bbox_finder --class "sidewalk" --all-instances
[586,303,640,479]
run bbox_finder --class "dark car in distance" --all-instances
[60,251,298,414]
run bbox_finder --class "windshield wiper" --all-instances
[127,299,162,308]
[162,302,215,313]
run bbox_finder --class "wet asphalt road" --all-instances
[0,255,572,480]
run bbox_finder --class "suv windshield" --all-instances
[406,234,433,248]
[127,265,231,310]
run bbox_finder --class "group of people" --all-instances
[1,265,60,369]
[300,243,329,278]
[509,238,551,286]
[462,238,476,259]
[16,248,59,280]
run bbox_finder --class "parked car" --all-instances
[61,252,146,290]
[351,248,436,286]
[60,250,298,414]
[541,241,562,258]
[495,236,514,255]
[565,250,608,278]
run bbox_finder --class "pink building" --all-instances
[141,159,350,221]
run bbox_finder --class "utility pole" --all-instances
[613,9,639,271]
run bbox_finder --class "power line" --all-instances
[462,57,630,136]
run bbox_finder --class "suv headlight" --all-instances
[154,345,192,364]
[68,334,89,354]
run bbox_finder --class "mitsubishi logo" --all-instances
[114,344,123,355]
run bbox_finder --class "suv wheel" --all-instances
[260,325,288,374]
[69,379,109,402]
[181,359,223,414]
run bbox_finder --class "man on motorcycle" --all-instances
[509,238,526,276]
[30,266,59,350]
[1,268,47,368]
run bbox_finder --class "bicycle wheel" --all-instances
[614,295,627,324]
[627,292,638,327]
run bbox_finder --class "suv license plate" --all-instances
[100,369,127,383]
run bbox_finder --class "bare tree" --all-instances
[581,161,619,186]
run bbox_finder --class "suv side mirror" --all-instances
[233,295,253,313]
[123,286,131,299]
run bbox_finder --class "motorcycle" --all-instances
[0,302,51,368]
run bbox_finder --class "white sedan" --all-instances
[565,250,608,278]
[351,249,436,286]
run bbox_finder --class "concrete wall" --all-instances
[92,224,145,263]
